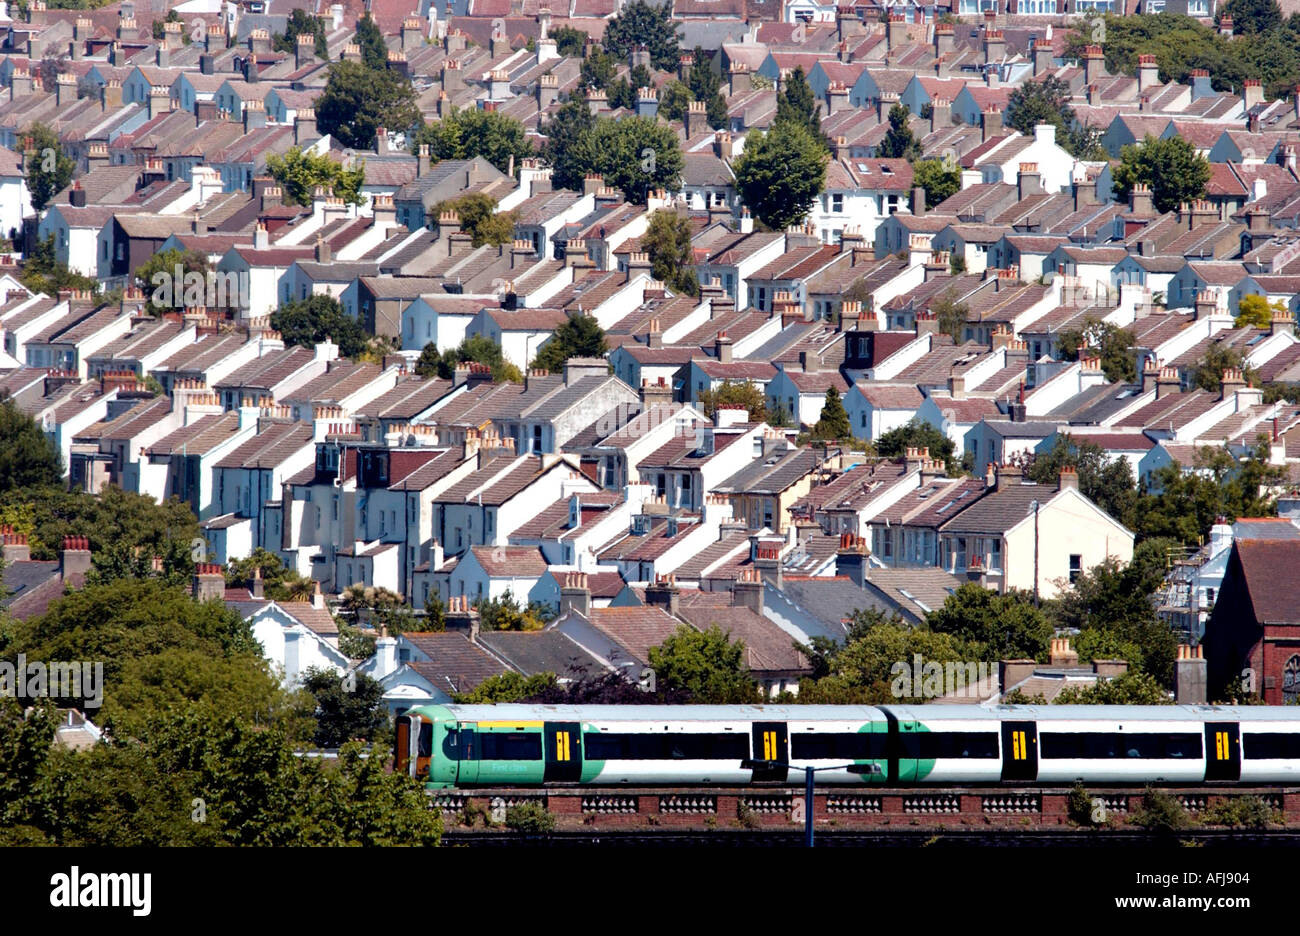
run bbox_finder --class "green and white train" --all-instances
[395,703,1300,787]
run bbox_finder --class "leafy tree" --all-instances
[929,288,970,342]
[316,60,419,150]
[0,397,62,493]
[353,14,389,70]
[474,589,547,631]
[224,548,315,602]
[411,108,532,177]
[877,103,921,161]
[926,584,1054,660]
[415,334,523,383]
[505,799,556,833]
[1004,76,1080,154]
[552,25,588,57]
[454,671,559,703]
[812,386,851,440]
[578,45,619,94]
[531,314,608,373]
[641,208,698,295]
[431,192,517,247]
[1054,669,1172,703]
[602,0,681,71]
[134,248,211,313]
[1055,317,1138,383]
[1026,435,1139,530]
[1221,0,1282,34]
[875,417,958,474]
[774,66,824,145]
[266,146,364,207]
[1129,787,1191,832]
[657,79,694,122]
[423,587,447,632]
[274,7,328,58]
[734,120,828,230]
[912,157,961,209]
[301,666,389,747]
[22,122,75,213]
[19,233,99,296]
[1234,293,1284,329]
[647,625,760,703]
[1136,443,1285,546]
[686,46,728,130]
[541,95,597,191]
[1200,794,1281,828]
[1189,341,1259,393]
[339,584,415,633]
[570,116,684,204]
[271,294,371,359]
[1113,135,1211,214]
[697,379,767,421]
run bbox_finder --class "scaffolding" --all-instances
[1156,542,1213,644]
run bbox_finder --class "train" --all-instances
[394,703,1300,787]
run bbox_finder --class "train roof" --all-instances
[412,704,1300,723]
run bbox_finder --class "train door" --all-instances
[1204,722,1240,781]
[457,723,479,785]
[1000,721,1038,781]
[544,722,583,782]
[751,722,789,781]
[394,715,413,777]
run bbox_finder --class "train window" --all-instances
[477,732,543,761]
[1243,733,1300,759]
[791,732,888,760]
[1039,733,1202,759]
[903,732,1000,759]
[584,732,750,760]
[418,722,432,758]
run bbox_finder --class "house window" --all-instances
[1069,554,1082,583]
[656,473,666,496]
[1285,656,1300,704]
[989,539,1002,571]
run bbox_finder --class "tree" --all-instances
[1189,341,1260,393]
[415,334,522,383]
[641,209,698,295]
[877,103,921,161]
[22,122,75,213]
[912,157,961,209]
[1221,0,1282,34]
[925,584,1054,660]
[774,66,824,145]
[875,417,959,474]
[686,46,728,130]
[353,14,389,70]
[301,667,389,747]
[474,589,547,631]
[1113,135,1211,214]
[646,625,760,703]
[1025,435,1139,530]
[20,234,99,296]
[1235,293,1284,329]
[1055,670,1172,703]
[657,79,694,123]
[271,294,371,359]
[316,61,419,150]
[1136,443,1285,546]
[531,314,608,373]
[339,584,415,633]
[265,147,364,207]
[1055,318,1138,383]
[411,108,532,177]
[697,379,767,421]
[0,397,62,493]
[812,386,851,440]
[929,289,970,342]
[602,0,681,71]
[734,120,828,231]
[571,116,685,204]
[552,25,588,57]
[1005,76,1078,153]
[541,95,597,191]
[225,548,315,602]
[578,45,619,94]
[431,192,517,247]
[454,672,559,703]
[274,7,328,58]
[134,248,211,313]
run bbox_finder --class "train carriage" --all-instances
[395,703,1300,788]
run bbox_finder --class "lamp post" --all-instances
[740,759,881,847]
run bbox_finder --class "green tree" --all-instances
[1005,76,1079,153]
[686,46,728,130]
[877,103,921,161]
[274,7,328,58]
[926,584,1054,660]
[431,192,518,247]
[1221,0,1282,34]
[812,386,851,440]
[570,116,685,204]
[541,96,597,191]
[734,120,828,231]
[647,625,760,703]
[531,314,608,373]
[912,157,961,209]
[1055,318,1138,383]
[929,288,970,342]
[552,25,588,57]
[602,0,681,71]
[774,66,824,145]
[657,79,694,122]
[301,666,389,747]
[578,45,619,93]
[23,122,75,213]
[416,334,522,383]
[1136,443,1285,546]
[1234,293,1283,329]
[271,294,371,359]
[224,548,315,602]
[0,397,62,493]
[1026,435,1139,530]
[1055,669,1172,703]
[1113,135,1211,214]
[19,233,99,296]
[874,417,958,474]
[454,671,559,703]
[697,379,767,421]
[265,146,364,207]
[316,60,419,150]
[1189,341,1260,393]
[411,108,532,177]
[353,13,389,70]
[641,208,698,295]
[339,584,415,633]
[134,248,211,313]
[474,589,547,631]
